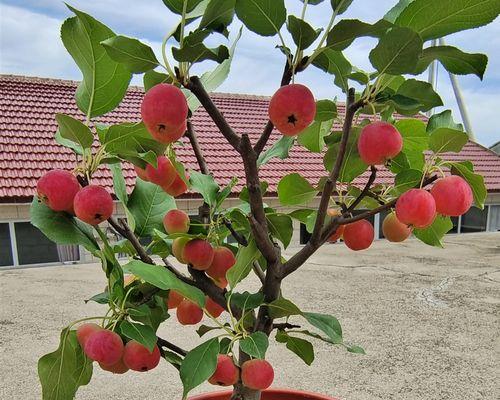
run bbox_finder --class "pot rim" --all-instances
[189,388,337,400]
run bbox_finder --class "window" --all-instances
[14,222,59,265]
[460,206,488,233]
[488,205,500,232]
[0,223,14,266]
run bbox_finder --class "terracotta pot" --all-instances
[189,388,337,400]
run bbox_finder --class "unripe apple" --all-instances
[382,212,412,242]
[205,297,224,318]
[396,189,436,228]
[163,209,190,234]
[172,237,190,264]
[162,172,189,197]
[183,239,215,270]
[145,156,177,188]
[166,290,184,309]
[430,175,473,217]
[208,354,239,386]
[241,359,274,390]
[76,323,102,348]
[122,340,161,372]
[357,121,403,165]
[206,246,236,279]
[134,165,149,182]
[268,84,316,136]
[73,185,114,225]
[37,169,81,212]
[83,329,124,366]
[176,299,204,325]
[141,83,188,143]
[99,358,129,374]
[343,220,374,251]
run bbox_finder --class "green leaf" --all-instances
[287,15,322,50]
[428,128,468,154]
[239,332,269,359]
[369,27,423,75]
[54,130,84,155]
[185,27,242,112]
[85,291,109,304]
[180,338,219,398]
[38,329,93,400]
[266,213,293,248]
[414,215,452,247]
[394,79,443,113]
[235,0,286,36]
[395,0,500,41]
[101,35,159,73]
[227,239,260,288]
[163,0,205,14]
[125,260,206,307]
[315,99,337,122]
[394,169,423,194]
[268,297,302,319]
[119,321,157,352]
[346,344,366,354]
[199,0,236,33]
[394,118,428,170]
[288,209,315,225]
[257,136,295,167]
[298,119,333,153]
[61,6,131,118]
[312,49,351,92]
[303,312,343,344]
[173,43,229,64]
[109,163,128,205]
[326,19,391,51]
[128,179,176,237]
[277,173,318,206]
[189,171,220,207]
[413,46,488,79]
[30,199,98,253]
[143,70,172,91]
[323,127,367,182]
[229,291,264,310]
[55,114,93,150]
[448,161,487,209]
[427,110,463,133]
[275,331,314,365]
[240,181,268,203]
[384,0,414,23]
[330,0,353,13]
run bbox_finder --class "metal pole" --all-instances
[427,40,438,117]
[439,38,476,141]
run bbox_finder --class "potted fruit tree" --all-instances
[33,1,496,399]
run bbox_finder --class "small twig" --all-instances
[117,218,154,264]
[223,218,248,246]
[272,322,301,331]
[157,336,187,357]
[347,166,377,212]
[252,260,266,285]
[185,120,210,175]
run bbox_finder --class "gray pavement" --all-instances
[1,233,499,400]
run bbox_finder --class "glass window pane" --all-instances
[460,206,488,233]
[0,223,14,266]
[488,205,500,232]
[15,222,59,265]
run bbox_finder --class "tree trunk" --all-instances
[230,347,262,400]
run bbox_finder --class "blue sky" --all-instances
[1,0,499,146]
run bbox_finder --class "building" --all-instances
[491,140,500,155]
[1,75,500,268]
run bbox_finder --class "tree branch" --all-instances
[157,336,187,357]
[223,218,248,247]
[272,322,301,331]
[184,76,241,151]
[347,166,377,212]
[185,120,210,175]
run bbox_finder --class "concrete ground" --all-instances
[1,233,499,400]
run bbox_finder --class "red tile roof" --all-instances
[1,74,499,202]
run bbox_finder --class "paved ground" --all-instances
[1,233,499,400]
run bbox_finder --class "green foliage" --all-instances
[257,136,295,167]
[303,312,343,344]
[101,35,159,73]
[428,128,469,154]
[326,19,391,51]
[189,171,220,207]
[55,114,93,151]
[266,213,294,248]
[414,215,453,247]
[427,110,463,132]
[239,332,269,359]
[312,49,351,91]
[276,330,314,365]
[120,321,158,352]
[30,199,99,253]
[199,0,236,34]
[287,15,322,50]
[268,297,302,319]
[180,338,219,398]
[143,70,172,91]
[235,0,286,36]
[229,291,265,310]
[391,79,443,115]
[298,119,334,153]
[163,0,206,14]
[128,179,176,237]
[394,169,423,194]
[277,173,318,206]
[227,240,260,288]
[61,5,131,118]
[125,260,206,307]
[38,329,93,400]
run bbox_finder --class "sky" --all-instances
[1,0,499,146]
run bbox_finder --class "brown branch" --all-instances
[157,336,187,357]
[272,322,301,331]
[185,120,210,175]
[254,57,308,155]
[184,76,241,151]
[347,166,377,212]
[223,218,248,246]
[252,260,266,285]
